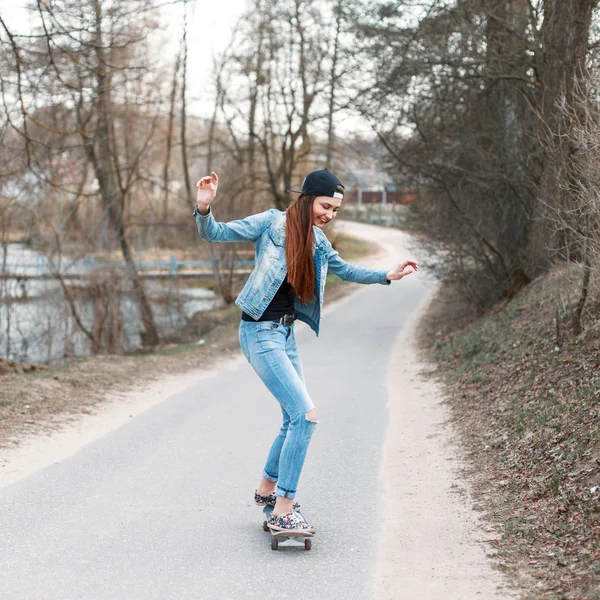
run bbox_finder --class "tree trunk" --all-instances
[206,61,226,301]
[163,49,181,221]
[248,4,266,173]
[180,1,192,202]
[326,1,343,169]
[89,0,159,348]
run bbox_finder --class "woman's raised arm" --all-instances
[193,172,274,243]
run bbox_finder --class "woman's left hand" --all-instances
[386,260,419,281]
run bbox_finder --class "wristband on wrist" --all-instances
[194,203,210,216]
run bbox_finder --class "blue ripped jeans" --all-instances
[239,320,317,499]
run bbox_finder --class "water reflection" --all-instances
[1,243,217,363]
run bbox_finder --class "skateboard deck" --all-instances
[262,505,314,551]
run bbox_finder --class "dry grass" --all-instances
[421,265,600,599]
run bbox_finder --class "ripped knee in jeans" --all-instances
[305,409,318,424]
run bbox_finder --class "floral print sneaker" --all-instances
[254,490,302,511]
[267,511,315,533]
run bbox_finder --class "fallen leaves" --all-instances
[421,269,600,599]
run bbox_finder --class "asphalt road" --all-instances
[0,222,483,599]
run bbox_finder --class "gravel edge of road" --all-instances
[372,286,520,600]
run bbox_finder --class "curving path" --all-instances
[0,221,515,599]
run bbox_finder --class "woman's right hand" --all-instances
[196,171,219,210]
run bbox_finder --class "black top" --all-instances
[241,276,296,322]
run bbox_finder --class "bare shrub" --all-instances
[541,75,600,335]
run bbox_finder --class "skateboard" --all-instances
[262,505,314,551]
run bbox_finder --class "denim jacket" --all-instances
[193,206,390,336]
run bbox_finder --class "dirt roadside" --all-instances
[422,272,600,599]
[374,291,518,599]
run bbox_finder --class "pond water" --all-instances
[1,243,217,364]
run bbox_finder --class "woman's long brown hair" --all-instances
[286,194,316,304]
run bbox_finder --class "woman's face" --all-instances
[312,195,342,228]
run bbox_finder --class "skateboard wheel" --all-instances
[271,537,279,551]
[263,521,269,532]
[304,538,312,551]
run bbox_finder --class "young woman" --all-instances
[194,169,418,533]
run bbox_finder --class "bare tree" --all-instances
[83,0,159,346]
[543,76,600,335]
[215,0,339,210]
[326,0,345,169]
[162,49,182,222]
[180,0,194,205]
[527,0,600,276]
[0,0,185,350]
